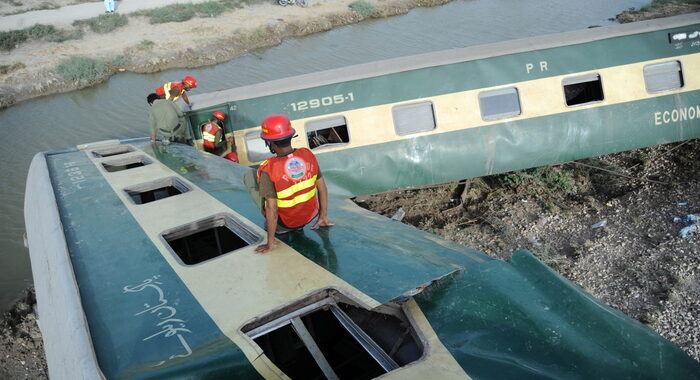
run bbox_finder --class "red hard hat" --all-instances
[212,111,226,121]
[260,114,295,141]
[225,152,239,163]
[182,76,197,88]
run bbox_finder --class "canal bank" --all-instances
[0,0,454,110]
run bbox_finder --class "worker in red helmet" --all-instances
[155,75,197,105]
[255,114,333,253]
[201,111,225,153]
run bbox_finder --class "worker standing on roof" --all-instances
[155,76,197,106]
[255,114,333,253]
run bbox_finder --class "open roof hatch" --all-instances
[243,289,425,380]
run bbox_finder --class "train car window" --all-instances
[644,61,684,93]
[392,101,437,136]
[162,214,261,265]
[306,116,350,150]
[124,177,190,205]
[563,73,604,106]
[478,87,521,121]
[245,131,274,163]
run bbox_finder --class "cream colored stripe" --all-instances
[234,52,700,166]
[83,146,380,379]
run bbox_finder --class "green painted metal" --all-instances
[415,250,700,379]
[141,142,471,303]
[186,106,231,140]
[45,148,262,380]
[140,143,700,378]
[186,21,700,131]
[314,91,700,197]
[42,140,700,378]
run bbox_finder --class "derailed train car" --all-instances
[23,12,700,380]
[186,12,700,197]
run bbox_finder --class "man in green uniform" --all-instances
[147,93,192,145]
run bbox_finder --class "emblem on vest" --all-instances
[285,157,306,179]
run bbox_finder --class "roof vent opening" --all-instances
[244,292,423,380]
[162,215,260,265]
[101,155,152,173]
[91,145,134,158]
[125,177,190,205]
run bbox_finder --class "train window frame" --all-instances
[392,101,437,136]
[242,290,425,380]
[244,131,274,163]
[91,145,135,158]
[478,87,522,121]
[101,155,153,173]
[124,177,190,205]
[161,213,261,266]
[644,60,684,93]
[562,73,604,107]
[305,116,350,151]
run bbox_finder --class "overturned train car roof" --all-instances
[24,139,700,379]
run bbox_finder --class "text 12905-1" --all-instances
[289,93,354,112]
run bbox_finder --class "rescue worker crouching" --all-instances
[155,75,197,106]
[202,111,226,154]
[255,114,334,253]
[201,111,239,162]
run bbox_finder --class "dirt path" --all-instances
[0,0,214,31]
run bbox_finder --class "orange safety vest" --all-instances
[257,148,320,228]
[155,82,184,100]
[201,122,223,151]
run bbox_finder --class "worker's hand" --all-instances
[255,241,276,254]
[311,216,334,229]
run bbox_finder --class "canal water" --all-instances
[0,0,649,310]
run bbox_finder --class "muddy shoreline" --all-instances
[0,0,451,110]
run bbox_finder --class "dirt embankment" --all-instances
[0,288,47,380]
[0,0,452,110]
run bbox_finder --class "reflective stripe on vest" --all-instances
[203,131,216,142]
[276,174,317,199]
[277,187,317,208]
[256,148,320,228]
[164,82,182,101]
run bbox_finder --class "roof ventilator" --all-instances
[101,155,153,173]
[124,177,190,205]
[91,145,135,158]
[162,214,261,265]
[243,290,424,380]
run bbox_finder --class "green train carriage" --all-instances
[186,12,700,197]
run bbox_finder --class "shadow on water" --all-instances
[0,0,650,310]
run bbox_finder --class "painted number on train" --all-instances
[289,93,355,112]
[64,162,86,189]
